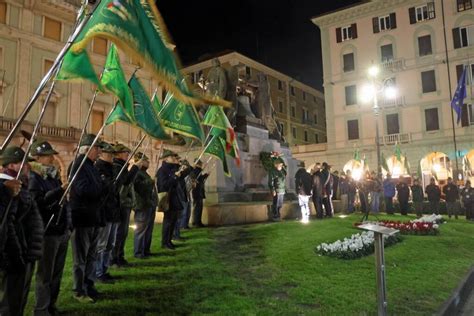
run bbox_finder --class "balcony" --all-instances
[379,95,405,108]
[379,132,411,145]
[301,118,315,125]
[381,58,405,72]
[0,116,79,141]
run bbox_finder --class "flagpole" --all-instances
[0,1,98,151]
[113,134,147,183]
[2,80,17,116]
[197,134,216,161]
[441,0,459,173]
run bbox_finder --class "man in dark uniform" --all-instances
[157,150,191,250]
[132,152,157,258]
[295,163,312,223]
[268,158,287,221]
[443,177,459,219]
[69,134,105,303]
[0,146,44,316]
[321,162,333,217]
[411,178,424,217]
[29,140,69,316]
[191,159,209,227]
[425,178,441,215]
[312,163,324,218]
[396,176,410,215]
[94,142,120,283]
[111,144,139,267]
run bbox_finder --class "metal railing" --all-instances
[379,95,405,108]
[0,116,78,140]
[381,58,405,72]
[379,132,411,145]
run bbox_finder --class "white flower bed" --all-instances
[411,214,444,224]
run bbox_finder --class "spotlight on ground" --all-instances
[129,224,137,230]
[339,215,348,219]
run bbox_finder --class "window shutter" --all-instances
[336,27,342,43]
[428,2,436,19]
[452,28,461,49]
[461,104,469,127]
[372,17,379,33]
[409,7,416,24]
[351,23,358,39]
[456,64,464,81]
[390,13,397,29]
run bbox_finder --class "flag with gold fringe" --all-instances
[202,105,235,152]
[204,134,230,177]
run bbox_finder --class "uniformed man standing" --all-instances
[425,178,441,215]
[69,134,105,303]
[191,159,209,227]
[268,158,287,221]
[0,146,44,315]
[443,177,459,219]
[29,141,69,316]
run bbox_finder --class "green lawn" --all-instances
[25,214,474,315]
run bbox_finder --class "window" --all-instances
[302,108,309,122]
[291,106,296,117]
[457,0,472,12]
[92,110,104,134]
[453,25,474,49]
[381,44,394,62]
[315,134,319,143]
[292,126,297,138]
[92,37,108,55]
[347,119,359,140]
[290,86,295,96]
[277,122,285,136]
[418,35,432,56]
[373,13,397,33]
[460,104,473,127]
[278,80,283,90]
[467,104,474,125]
[303,91,306,101]
[304,130,308,142]
[421,70,436,93]
[386,113,400,135]
[43,17,62,41]
[0,3,6,24]
[425,108,439,131]
[245,66,251,77]
[409,3,436,24]
[278,100,283,113]
[345,85,357,106]
[456,64,474,83]
[343,53,355,72]
[314,114,318,124]
[43,59,54,76]
[336,24,358,43]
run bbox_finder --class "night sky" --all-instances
[158,0,361,91]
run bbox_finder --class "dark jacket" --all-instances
[69,155,105,228]
[134,168,156,211]
[191,167,209,200]
[156,162,190,212]
[425,184,441,202]
[347,178,357,194]
[0,173,44,272]
[95,159,120,223]
[295,168,312,196]
[442,183,459,202]
[312,171,323,197]
[411,185,424,202]
[383,179,396,198]
[28,164,66,235]
[320,169,333,196]
[396,182,410,201]
[268,167,286,194]
[113,158,139,210]
[460,187,474,204]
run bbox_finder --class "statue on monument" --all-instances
[206,58,227,99]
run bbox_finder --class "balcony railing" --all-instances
[381,58,405,72]
[0,116,79,141]
[379,95,405,108]
[379,132,411,145]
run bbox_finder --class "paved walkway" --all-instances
[460,290,474,316]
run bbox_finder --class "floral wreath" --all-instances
[260,151,286,172]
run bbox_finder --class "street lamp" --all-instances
[360,66,398,179]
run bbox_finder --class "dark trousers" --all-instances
[35,233,69,316]
[0,262,34,316]
[95,222,118,278]
[446,201,458,218]
[464,202,473,220]
[313,195,324,218]
[193,198,204,226]
[347,192,355,213]
[385,197,394,214]
[399,198,409,215]
[144,209,156,255]
[272,193,284,219]
[162,210,178,246]
[181,201,191,228]
[71,227,100,295]
[413,201,423,217]
[359,192,367,212]
[428,201,440,215]
[134,208,154,257]
[322,196,333,217]
[113,207,131,262]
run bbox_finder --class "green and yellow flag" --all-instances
[100,44,134,120]
[380,152,389,173]
[204,135,230,177]
[152,94,163,114]
[158,90,205,144]
[105,101,132,125]
[210,127,241,166]
[394,143,402,162]
[70,0,227,107]
[202,105,235,151]
[56,50,101,87]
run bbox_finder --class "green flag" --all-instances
[380,152,389,173]
[204,135,230,177]
[128,75,169,140]
[403,153,411,175]
[56,50,101,87]
[353,149,361,162]
[152,94,163,114]
[394,143,402,162]
[70,0,227,107]
[203,105,235,148]
[159,91,205,144]
[105,101,132,125]
[417,159,422,179]
[101,44,134,120]
[211,128,241,166]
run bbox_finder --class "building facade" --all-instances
[182,51,326,147]
[303,0,474,182]
[0,0,168,175]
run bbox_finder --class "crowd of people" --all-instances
[0,134,209,315]
[293,162,474,222]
